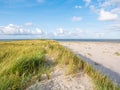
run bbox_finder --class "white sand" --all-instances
[27,66,94,90]
[60,42,120,85]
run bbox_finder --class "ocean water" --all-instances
[0,39,120,43]
[54,39,120,43]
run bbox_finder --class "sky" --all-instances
[0,0,120,39]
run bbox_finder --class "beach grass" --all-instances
[114,52,120,56]
[0,40,119,90]
[88,53,92,56]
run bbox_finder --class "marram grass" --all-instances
[0,40,119,90]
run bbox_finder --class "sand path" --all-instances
[60,42,120,85]
[27,66,94,90]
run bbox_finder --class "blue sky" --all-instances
[0,0,120,39]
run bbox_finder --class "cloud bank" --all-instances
[0,24,43,35]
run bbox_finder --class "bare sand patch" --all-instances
[60,42,120,85]
[27,66,94,90]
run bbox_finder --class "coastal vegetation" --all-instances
[0,40,119,90]
[87,53,92,56]
[115,52,120,56]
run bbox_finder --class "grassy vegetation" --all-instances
[88,53,92,56]
[114,52,120,56]
[0,40,119,90]
[0,40,52,89]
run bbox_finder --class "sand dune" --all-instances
[27,66,94,90]
[27,41,120,90]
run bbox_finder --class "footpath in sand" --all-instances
[60,42,120,85]
[28,66,94,90]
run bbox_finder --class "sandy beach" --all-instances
[60,42,120,85]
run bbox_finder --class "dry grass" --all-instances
[88,53,92,56]
[114,52,120,56]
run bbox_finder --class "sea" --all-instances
[0,39,120,43]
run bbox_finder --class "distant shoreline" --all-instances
[0,39,120,43]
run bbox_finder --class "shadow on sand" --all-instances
[76,53,120,86]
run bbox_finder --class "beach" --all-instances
[1,40,120,90]
[60,42,120,85]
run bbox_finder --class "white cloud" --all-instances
[0,24,43,35]
[89,5,99,13]
[106,24,120,31]
[83,0,91,6]
[1,24,115,39]
[54,28,66,36]
[111,8,120,14]
[100,0,120,8]
[75,5,82,9]
[53,28,86,38]
[90,5,95,11]
[101,1,111,8]
[72,16,82,22]
[24,22,33,26]
[69,28,84,36]
[35,28,43,33]
[0,24,22,35]
[89,0,120,21]
[98,9,118,21]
